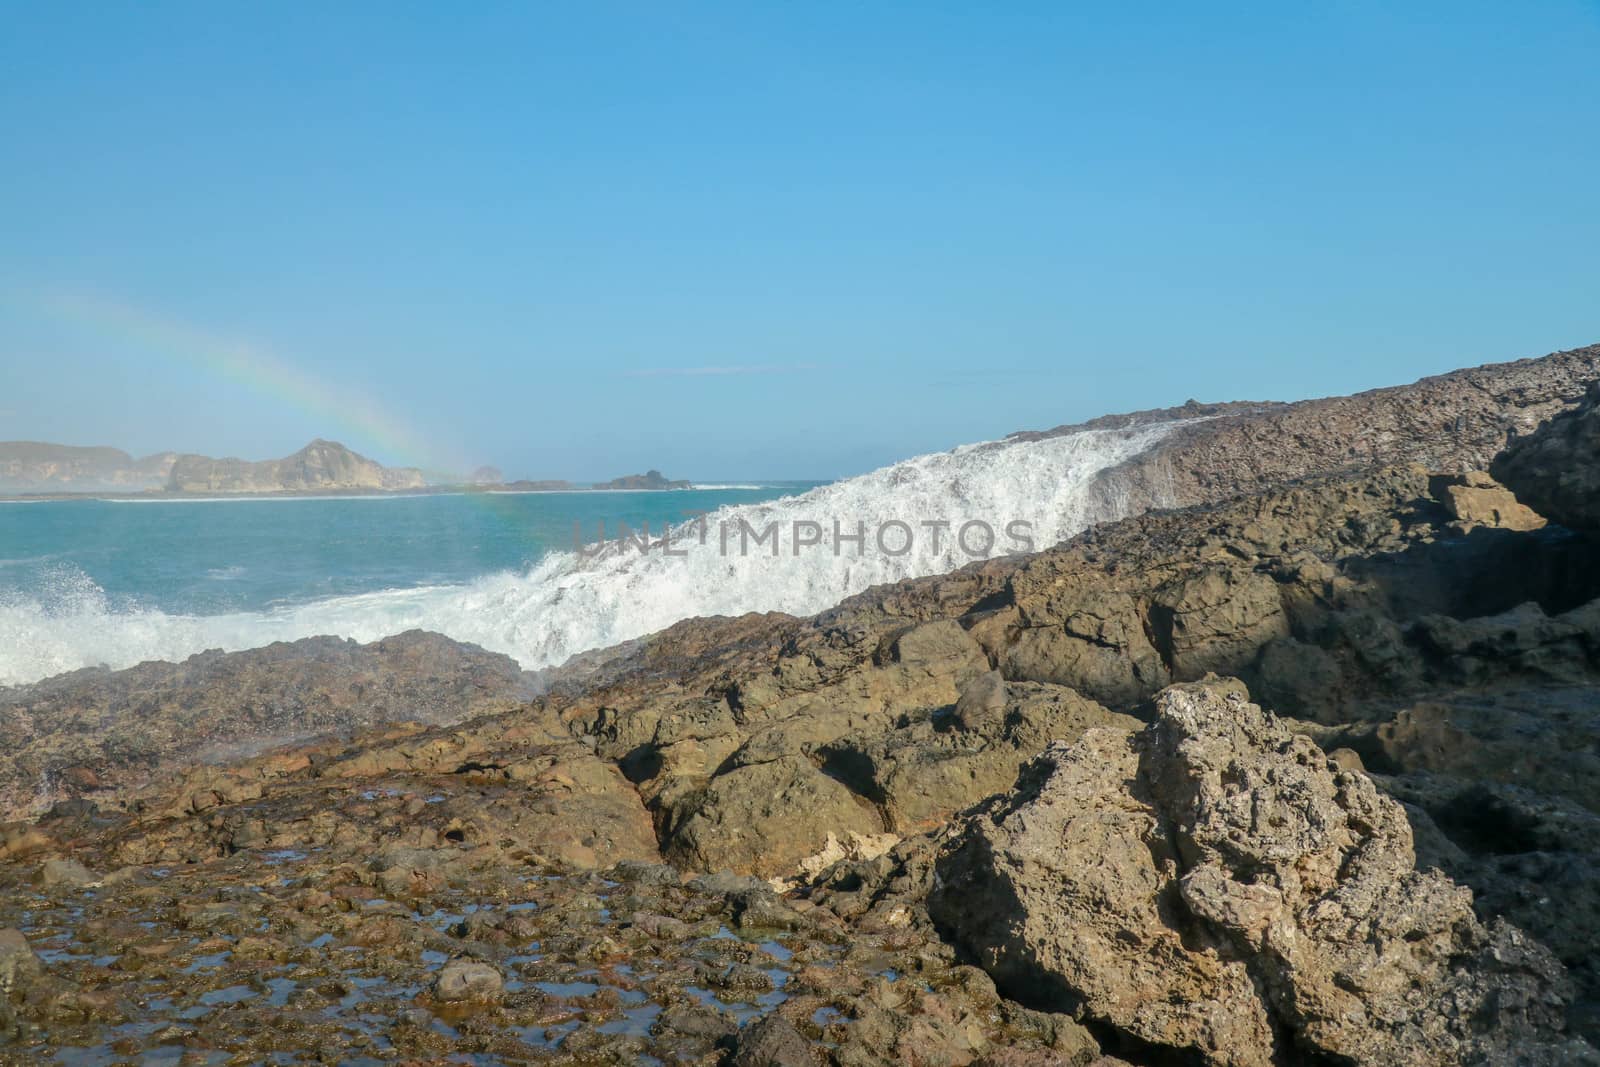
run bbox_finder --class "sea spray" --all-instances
[0,423,1180,686]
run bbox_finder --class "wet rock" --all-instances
[0,929,38,995]
[35,857,95,889]
[0,629,539,819]
[688,870,771,897]
[732,1013,819,1066]
[657,1000,737,1041]
[931,682,1589,1066]
[610,859,681,886]
[430,958,504,1002]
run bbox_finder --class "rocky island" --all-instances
[164,439,427,494]
[2,344,1600,1064]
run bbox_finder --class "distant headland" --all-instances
[0,439,693,498]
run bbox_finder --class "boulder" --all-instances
[430,958,503,1002]
[930,682,1588,1066]
[1430,471,1546,530]
[664,756,882,876]
[732,1014,821,1066]
[35,858,95,890]
[0,929,37,996]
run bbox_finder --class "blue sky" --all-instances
[2,2,1597,480]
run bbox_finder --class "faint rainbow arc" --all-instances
[21,286,470,477]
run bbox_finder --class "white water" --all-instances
[0,423,1178,687]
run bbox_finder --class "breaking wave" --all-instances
[0,423,1178,687]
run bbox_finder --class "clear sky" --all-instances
[2,2,1597,480]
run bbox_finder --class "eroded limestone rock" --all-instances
[930,683,1590,1066]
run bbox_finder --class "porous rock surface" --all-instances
[930,682,1590,1066]
[0,630,539,819]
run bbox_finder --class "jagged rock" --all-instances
[1495,379,1600,531]
[0,630,538,820]
[1413,602,1592,684]
[1317,680,1600,1031]
[1002,591,1169,705]
[1251,636,1344,719]
[930,682,1589,1066]
[1150,567,1290,679]
[818,676,1139,833]
[1068,343,1600,517]
[430,958,503,1002]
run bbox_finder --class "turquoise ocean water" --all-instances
[0,488,804,616]
[0,421,1183,688]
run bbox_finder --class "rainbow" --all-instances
[11,284,472,477]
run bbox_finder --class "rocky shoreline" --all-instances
[3,345,1600,1064]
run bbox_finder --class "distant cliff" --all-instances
[166,439,426,493]
[0,442,176,491]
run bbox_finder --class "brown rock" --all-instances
[0,929,38,995]
[430,958,503,1002]
[1431,470,1546,530]
[930,682,1587,1066]
[732,1014,820,1066]
[664,756,882,876]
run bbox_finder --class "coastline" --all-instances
[0,483,723,503]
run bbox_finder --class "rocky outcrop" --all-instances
[929,682,1589,1065]
[527,461,1600,879]
[0,630,538,819]
[0,442,175,491]
[816,673,1141,835]
[1494,379,1600,532]
[1063,343,1600,518]
[166,438,425,493]
[3,344,1600,1062]
[596,469,691,491]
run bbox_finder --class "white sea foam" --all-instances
[0,423,1179,687]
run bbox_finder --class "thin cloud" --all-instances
[619,363,820,379]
